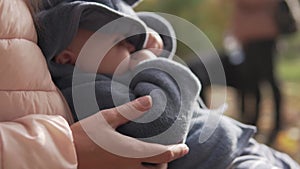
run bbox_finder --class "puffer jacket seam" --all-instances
[0,37,36,44]
[0,128,3,169]
[0,90,57,92]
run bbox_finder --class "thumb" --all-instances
[101,96,152,129]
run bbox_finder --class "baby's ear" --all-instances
[54,50,76,65]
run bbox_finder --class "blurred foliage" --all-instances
[136,0,233,53]
[136,0,300,81]
[277,33,300,82]
[279,58,300,82]
[278,33,300,60]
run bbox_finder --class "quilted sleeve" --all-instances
[0,0,77,168]
[0,114,77,169]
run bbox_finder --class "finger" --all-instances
[145,29,164,56]
[101,95,152,128]
[146,29,163,50]
[142,144,189,164]
[76,116,188,158]
[146,38,163,56]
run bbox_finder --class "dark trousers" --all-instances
[238,39,282,144]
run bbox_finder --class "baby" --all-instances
[37,0,200,145]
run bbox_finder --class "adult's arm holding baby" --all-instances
[0,97,187,169]
[71,96,189,169]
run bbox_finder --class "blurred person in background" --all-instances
[228,0,284,145]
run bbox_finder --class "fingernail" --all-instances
[182,145,189,155]
[177,144,189,156]
[136,95,152,108]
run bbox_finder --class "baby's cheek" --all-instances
[112,57,131,75]
[77,58,100,73]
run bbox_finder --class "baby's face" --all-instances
[55,29,161,75]
[57,29,137,75]
[92,31,137,75]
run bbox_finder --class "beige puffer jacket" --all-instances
[0,0,77,168]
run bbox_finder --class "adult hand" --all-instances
[71,96,189,169]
